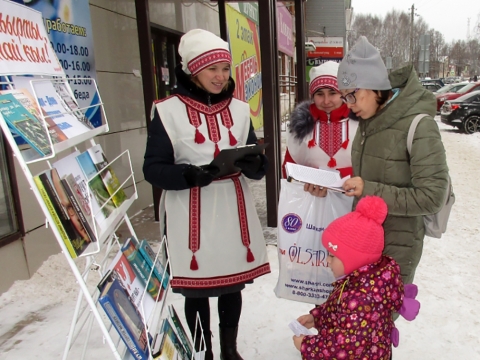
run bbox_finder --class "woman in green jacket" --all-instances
[338,36,449,285]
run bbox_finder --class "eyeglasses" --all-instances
[340,88,360,104]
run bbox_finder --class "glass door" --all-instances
[151,29,182,100]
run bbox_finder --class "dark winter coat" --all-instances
[351,64,449,284]
[300,256,404,360]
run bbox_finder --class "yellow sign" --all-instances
[226,5,263,129]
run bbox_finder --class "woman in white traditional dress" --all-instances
[143,29,270,360]
[282,61,358,196]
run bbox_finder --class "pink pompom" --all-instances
[355,196,388,224]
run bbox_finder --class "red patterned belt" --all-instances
[188,173,254,270]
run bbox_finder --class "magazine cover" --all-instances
[0,88,68,144]
[0,93,52,156]
[76,150,116,217]
[53,150,108,226]
[86,144,127,207]
[98,277,151,360]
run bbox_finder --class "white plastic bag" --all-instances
[274,179,353,304]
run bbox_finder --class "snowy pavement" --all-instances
[0,118,479,359]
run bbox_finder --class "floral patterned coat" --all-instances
[300,255,404,359]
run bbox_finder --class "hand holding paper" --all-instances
[285,163,350,192]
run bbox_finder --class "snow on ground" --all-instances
[0,118,479,359]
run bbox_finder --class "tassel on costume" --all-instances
[190,254,199,270]
[246,247,255,262]
[214,143,220,157]
[228,130,238,146]
[307,138,316,148]
[195,129,206,144]
[341,139,349,149]
[327,157,337,168]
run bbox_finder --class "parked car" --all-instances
[436,82,480,112]
[444,76,456,84]
[440,90,480,134]
[421,78,444,87]
[434,82,469,95]
[422,82,442,92]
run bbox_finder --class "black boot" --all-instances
[219,326,244,360]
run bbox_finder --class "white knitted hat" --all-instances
[309,61,340,95]
[179,29,232,76]
[337,36,391,90]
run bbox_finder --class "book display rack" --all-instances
[0,78,203,360]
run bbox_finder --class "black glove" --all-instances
[234,154,263,173]
[182,164,219,188]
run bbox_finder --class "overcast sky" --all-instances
[352,0,480,43]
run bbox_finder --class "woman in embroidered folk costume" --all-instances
[293,196,421,360]
[143,29,270,360]
[338,36,449,285]
[282,61,358,197]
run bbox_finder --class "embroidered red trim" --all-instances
[220,108,237,146]
[309,75,339,95]
[188,48,232,76]
[177,95,231,115]
[189,187,201,270]
[170,263,271,288]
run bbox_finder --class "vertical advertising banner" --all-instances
[276,3,294,57]
[18,0,101,127]
[226,4,263,130]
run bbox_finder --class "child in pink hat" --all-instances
[293,196,420,359]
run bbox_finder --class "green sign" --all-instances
[239,3,258,24]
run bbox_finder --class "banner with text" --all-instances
[277,3,294,57]
[0,0,63,76]
[20,0,101,127]
[226,4,263,130]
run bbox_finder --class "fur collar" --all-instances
[288,101,350,142]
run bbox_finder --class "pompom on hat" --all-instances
[322,196,388,275]
[337,36,391,91]
[309,61,340,96]
[179,29,232,76]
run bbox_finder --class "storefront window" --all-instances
[0,136,18,240]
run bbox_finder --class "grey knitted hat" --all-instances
[337,36,391,90]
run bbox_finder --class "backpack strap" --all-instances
[407,114,429,155]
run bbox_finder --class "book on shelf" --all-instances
[98,277,151,360]
[168,305,194,360]
[137,239,170,290]
[86,144,127,207]
[60,174,97,243]
[76,149,116,218]
[33,80,93,139]
[152,317,189,360]
[285,162,350,193]
[0,93,52,156]
[52,150,108,226]
[0,88,68,145]
[33,169,92,258]
[99,249,156,320]
[52,81,95,130]
[61,172,97,241]
[121,237,164,302]
[33,175,78,259]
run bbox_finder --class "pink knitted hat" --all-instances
[322,196,388,275]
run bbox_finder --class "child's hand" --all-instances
[292,335,305,351]
[297,314,314,329]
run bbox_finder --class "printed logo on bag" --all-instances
[306,224,325,232]
[281,213,302,233]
